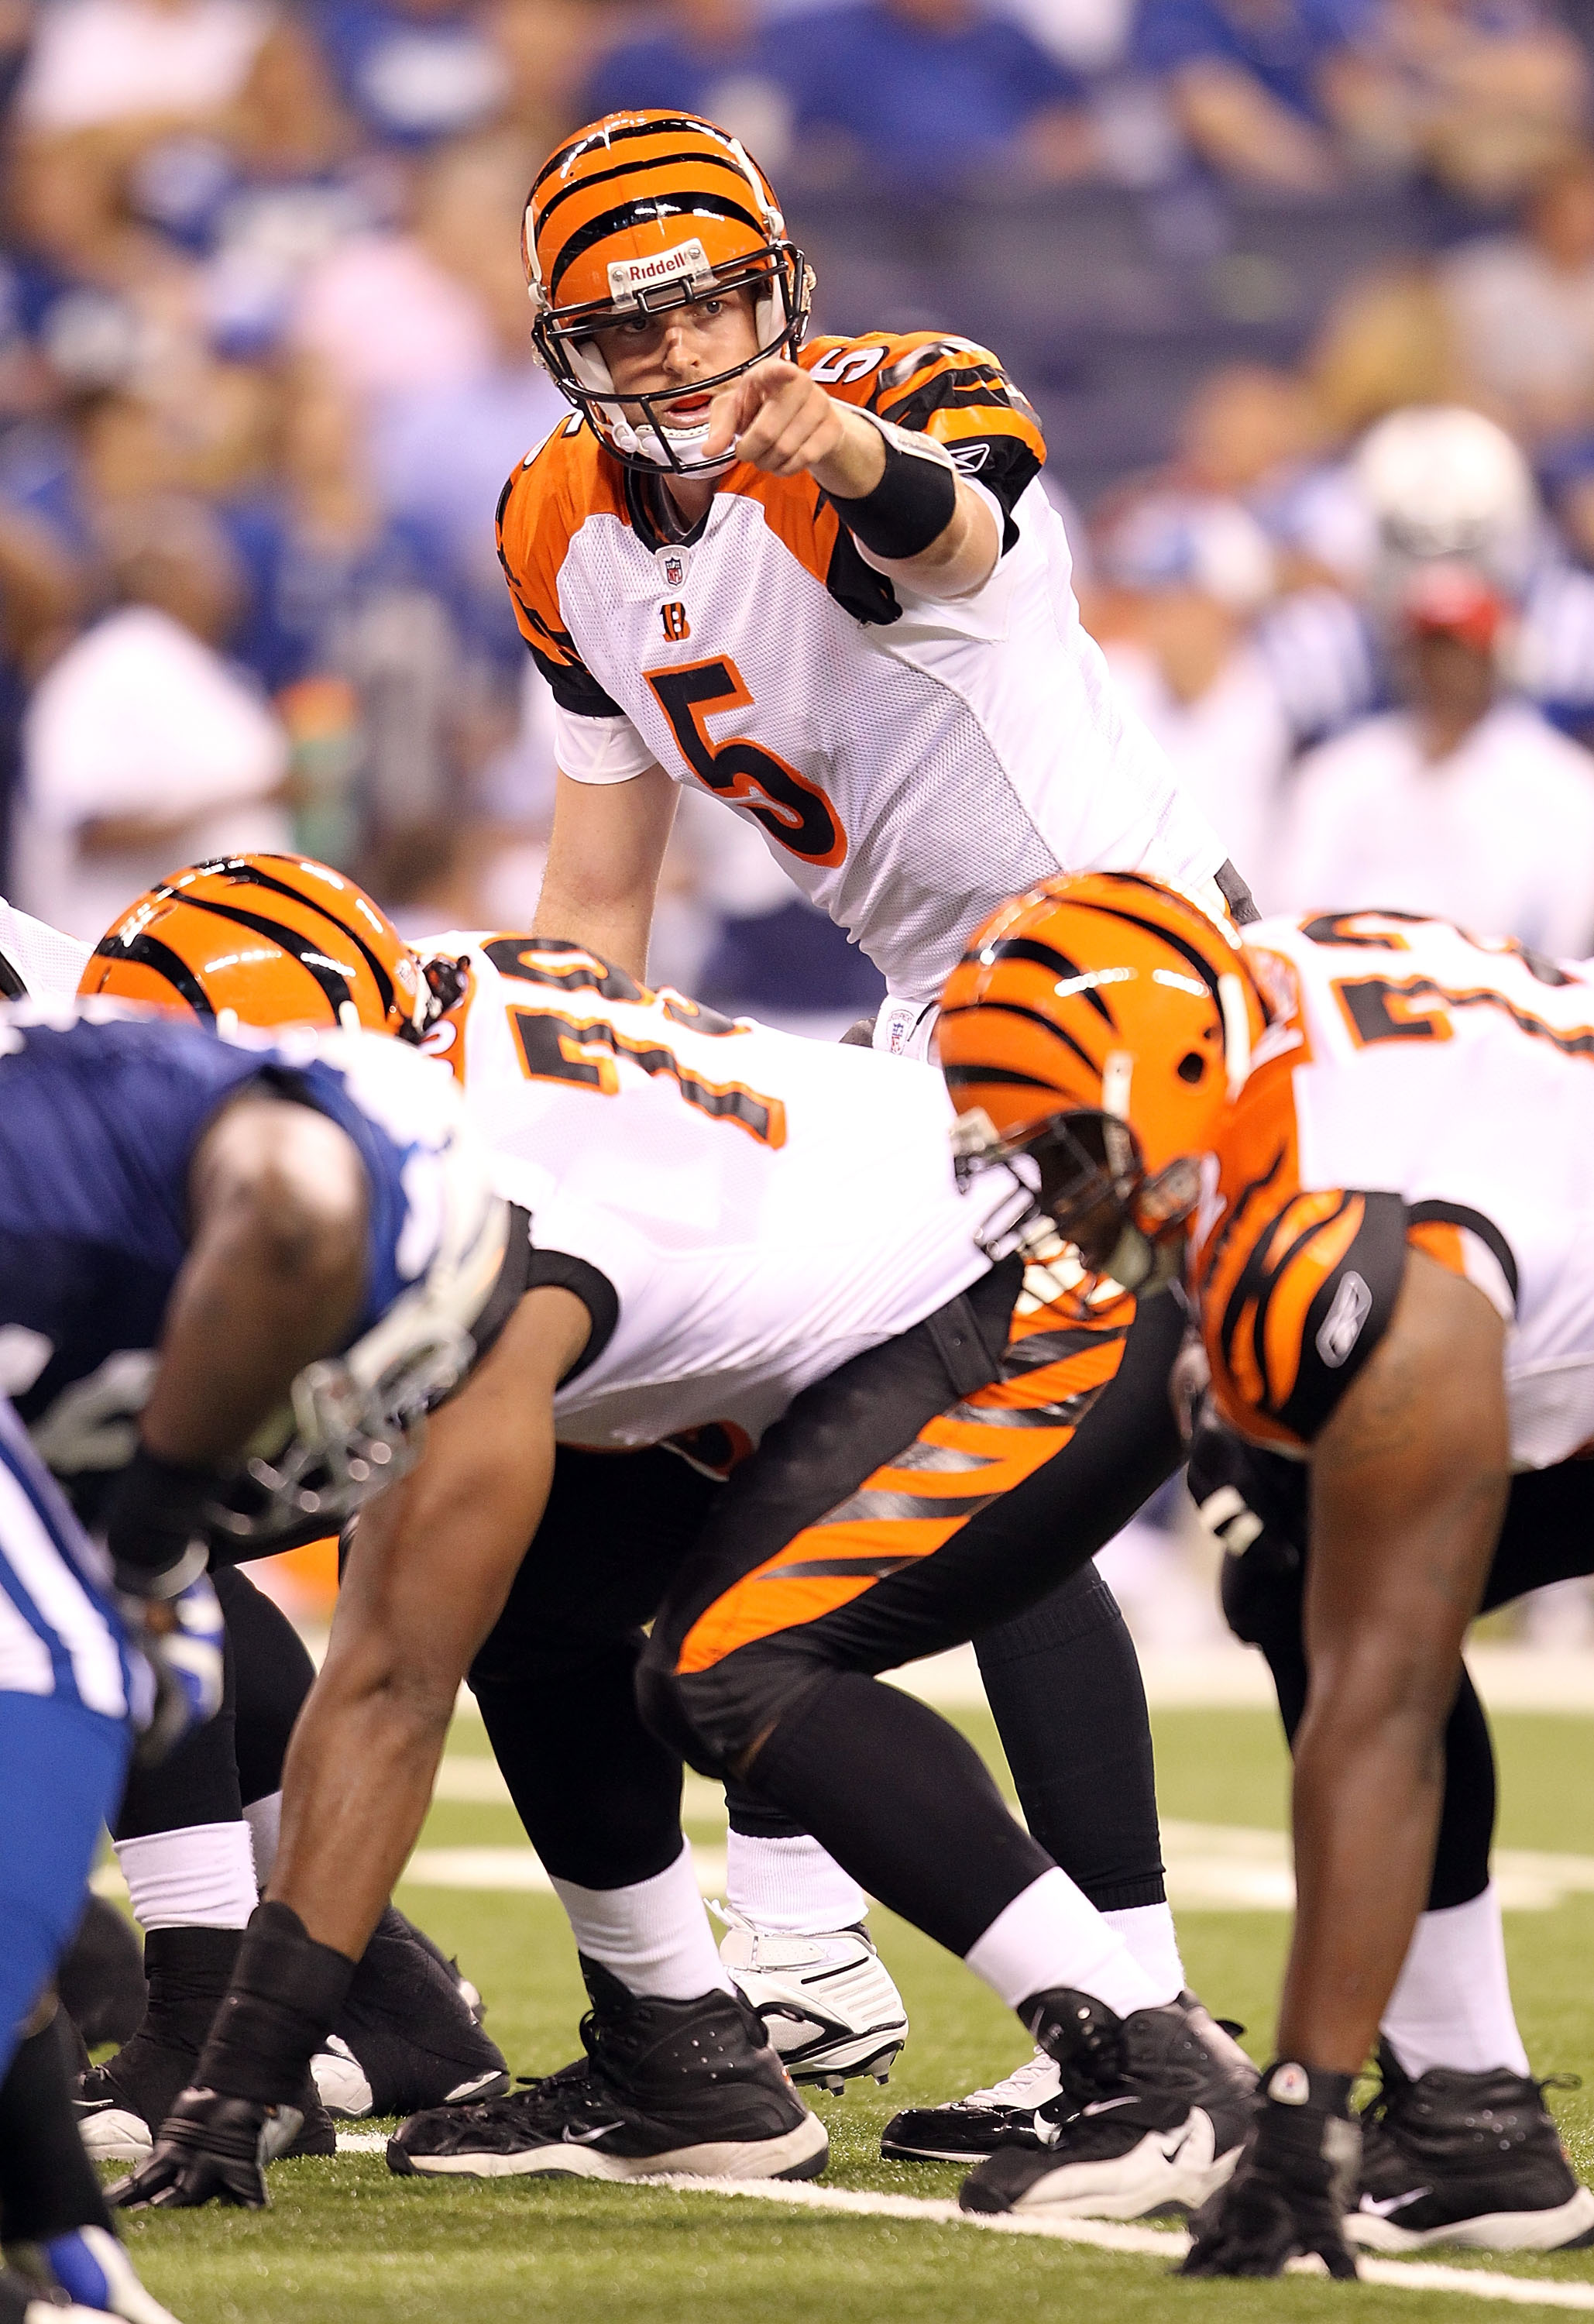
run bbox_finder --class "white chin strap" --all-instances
[602,402,737,473]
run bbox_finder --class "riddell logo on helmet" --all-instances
[607,241,713,302]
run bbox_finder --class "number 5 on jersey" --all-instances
[645,656,848,869]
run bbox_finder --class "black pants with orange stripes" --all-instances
[635,1263,1189,1958]
[1190,1422,1594,1915]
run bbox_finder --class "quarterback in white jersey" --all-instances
[504,110,1244,1045]
[503,106,1236,2148]
[939,876,1594,2274]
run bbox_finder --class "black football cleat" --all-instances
[311,1907,508,2118]
[881,2047,1063,2162]
[386,1956,827,2181]
[78,2044,335,2169]
[74,1927,333,2165]
[1348,2044,1594,2252]
[959,1989,1256,2221]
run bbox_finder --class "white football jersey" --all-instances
[1194,909,1594,1470]
[496,332,1228,1008]
[419,933,1011,1455]
[0,897,90,1002]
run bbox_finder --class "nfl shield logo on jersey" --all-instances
[662,552,687,587]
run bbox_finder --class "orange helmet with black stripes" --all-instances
[78,854,450,1040]
[938,872,1266,1291]
[524,110,812,473]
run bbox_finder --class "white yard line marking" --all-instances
[639,2176,1594,2308]
[392,1824,1594,1915]
[325,2144,1594,2307]
[399,1844,728,1894]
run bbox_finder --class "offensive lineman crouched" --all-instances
[939,878,1594,2272]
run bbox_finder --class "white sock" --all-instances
[1381,1884,1530,2078]
[115,1820,258,1931]
[243,1792,282,1891]
[1104,1901,1186,1996]
[551,1840,733,2002]
[964,1868,1176,2016]
[727,1829,868,1936]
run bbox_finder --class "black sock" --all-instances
[752,1672,1052,1958]
[0,2010,113,2242]
[975,1559,1166,1912]
[118,1926,242,2066]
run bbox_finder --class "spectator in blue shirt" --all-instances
[1134,0,1372,187]
[775,0,1098,187]
[585,0,793,160]
[586,0,1101,188]
[308,0,509,150]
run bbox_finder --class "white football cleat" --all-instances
[311,2035,375,2119]
[717,1910,908,2093]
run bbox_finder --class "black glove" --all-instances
[104,1446,218,1593]
[1180,2061,1360,2280]
[108,2087,303,2210]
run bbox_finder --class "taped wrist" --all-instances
[193,1902,356,2106]
[105,1446,219,1594]
[826,414,957,562]
[1254,2060,1360,2192]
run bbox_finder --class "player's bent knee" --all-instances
[633,1652,726,1776]
[635,1637,830,1783]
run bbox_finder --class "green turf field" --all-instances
[113,1701,1594,2322]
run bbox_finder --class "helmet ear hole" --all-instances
[1177,1051,1206,1085]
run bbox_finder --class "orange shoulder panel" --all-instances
[495,417,626,669]
[719,464,843,592]
[800,330,1046,511]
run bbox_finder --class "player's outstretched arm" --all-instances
[1184,1247,1507,2280]
[102,1094,375,1762]
[534,763,680,985]
[112,1284,589,2209]
[702,359,1000,600]
[1282,1248,1508,2068]
[269,1283,589,1955]
[136,1095,369,1487]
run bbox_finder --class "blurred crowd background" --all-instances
[7,0,1594,999]
[8,0,1593,1635]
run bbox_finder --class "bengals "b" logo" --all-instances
[659,601,691,641]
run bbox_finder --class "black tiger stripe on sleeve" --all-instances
[867,339,1046,541]
[1211,1187,1409,1446]
[495,442,628,718]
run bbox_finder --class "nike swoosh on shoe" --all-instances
[1359,2188,1434,2217]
